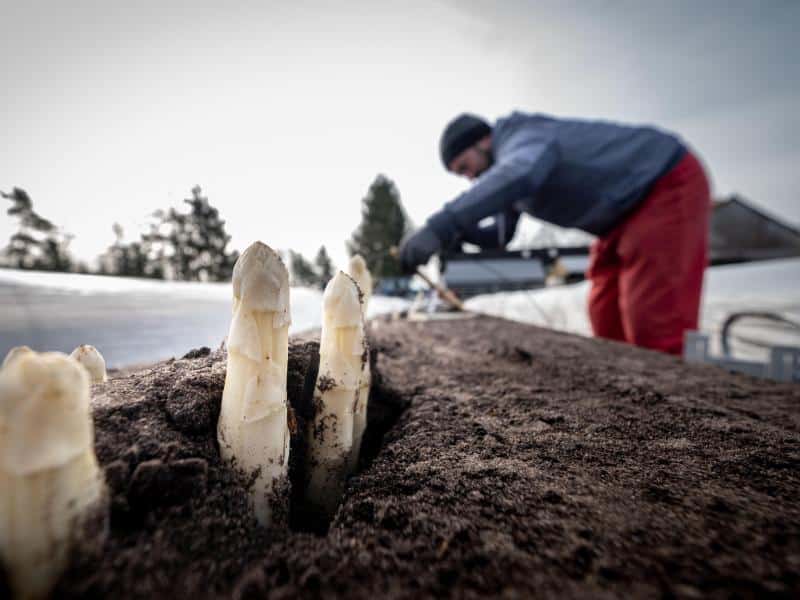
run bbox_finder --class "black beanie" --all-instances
[439,113,492,169]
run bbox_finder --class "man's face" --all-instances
[448,138,492,181]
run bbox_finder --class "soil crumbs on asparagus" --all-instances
[51,316,800,599]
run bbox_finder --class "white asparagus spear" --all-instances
[217,241,291,527]
[348,355,371,475]
[306,271,367,518]
[347,254,372,315]
[0,351,108,600]
[2,346,33,369]
[345,255,373,474]
[69,345,107,383]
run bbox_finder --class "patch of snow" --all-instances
[466,258,800,361]
[466,280,591,334]
[0,269,409,367]
[0,269,232,299]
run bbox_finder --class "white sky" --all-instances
[2,0,799,270]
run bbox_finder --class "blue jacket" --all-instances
[427,111,686,248]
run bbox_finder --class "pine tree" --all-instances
[125,241,151,277]
[144,186,238,281]
[313,245,335,289]
[99,223,151,277]
[289,250,318,287]
[4,231,39,269]
[180,185,238,281]
[2,187,73,271]
[142,214,170,279]
[39,236,73,272]
[347,174,410,279]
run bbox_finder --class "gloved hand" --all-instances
[398,226,442,275]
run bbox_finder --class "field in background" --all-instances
[466,257,800,361]
[3,257,798,368]
[0,270,409,368]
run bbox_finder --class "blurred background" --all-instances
[2,0,799,368]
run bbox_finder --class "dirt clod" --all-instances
[128,458,209,511]
[182,347,212,360]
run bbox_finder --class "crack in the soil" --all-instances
[288,341,410,534]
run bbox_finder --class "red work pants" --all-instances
[587,152,711,355]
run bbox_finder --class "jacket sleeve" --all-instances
[459,207,522,249]
[426,127,558,247]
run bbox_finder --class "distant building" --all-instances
[442,247,588,299]
[440,196,799,299]
[374,276,414,297]
[711,195,800,264]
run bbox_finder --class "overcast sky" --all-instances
[2,0,798,270]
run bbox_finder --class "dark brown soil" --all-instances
[33,315,800,598]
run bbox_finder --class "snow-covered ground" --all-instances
[3,259,798,368]
[0,269,408,367]
[466,257,800,361]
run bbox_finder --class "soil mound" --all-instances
[38,316,800,598]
